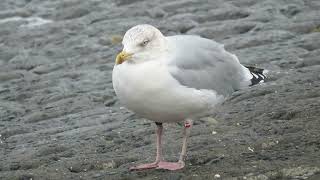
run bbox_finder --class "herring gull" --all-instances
[112,24,266,171]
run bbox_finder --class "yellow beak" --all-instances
[115,51,133,65]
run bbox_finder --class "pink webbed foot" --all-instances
[130,161,185,171]
[156,161,185,171]
[129,162,159,171]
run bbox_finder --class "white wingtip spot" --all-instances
[252,73,259,79]
[263,69,269,75]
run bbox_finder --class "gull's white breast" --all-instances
[112,61,224,123]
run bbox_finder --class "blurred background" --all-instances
[0,0,319,179]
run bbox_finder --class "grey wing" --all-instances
[167,35,251,96]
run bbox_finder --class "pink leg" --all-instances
[180,119,192,163]
[156,119,193,171]
[129,123,163,170]
[130,120,193,171]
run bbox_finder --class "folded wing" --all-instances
[166,35,252,96]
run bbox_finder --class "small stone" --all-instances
[68,165,82,173]
[204,117,218,125]
[105,99,117,106]
[102,160,116,169]
[248,147,254,152]
[32,64,62,75]
[93,173,101,178]
[214,174,221,178]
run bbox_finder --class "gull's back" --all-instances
[165,35,252,96]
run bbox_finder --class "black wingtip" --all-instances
[245,66,266,86]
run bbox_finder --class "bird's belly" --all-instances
[120,90,190,122]
[112,63,212,123]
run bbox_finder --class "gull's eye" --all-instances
[140,39,150,47]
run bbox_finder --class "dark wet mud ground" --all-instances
[0,0,320,179]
